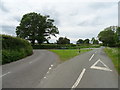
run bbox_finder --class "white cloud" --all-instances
[0,0,118,43]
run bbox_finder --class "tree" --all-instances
[91,37,99,44]
[93,40,99,44]
[115,27,120,46]
[84,39,89,44]
[98,26,116,46]
[76,39,84,44]
[16,12,59,45]
[57,37,70,44]
[91,37,95,44]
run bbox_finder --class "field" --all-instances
[104,47,120,74]
[49,49,92,61]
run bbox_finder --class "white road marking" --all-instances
[44,64,54,80]
[89,54,94,61]
[51,65,53,67]
[90,59,112,72]
[0,72,11,78]
[49,67,52,70]
[72,68,86,88]
[44,77,46,79]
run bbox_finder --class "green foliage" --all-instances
[115,27,120,47]
[76,39,84,44]
[93,40,99,44]
[57,37,70,44]
[104,47,120,74]
[50,49,92,61]
[16,12,59,45]
[98,26,120,47]
[2,34,33,64]
[33,44,100,49]
[91,37,99,44]
[84,39,90,44]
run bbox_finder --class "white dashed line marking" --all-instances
[44,77,46,79]
[49,67,52,70]
[51,65,53,67]
[72,68,86,88]
[44,64,54,80]
[0,72,11,78]
[89,54,94,61]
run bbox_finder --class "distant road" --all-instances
[38,47,118,88]
[2,50,60,88]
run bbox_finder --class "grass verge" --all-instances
[104,47,119,74]
[49,49,92,61]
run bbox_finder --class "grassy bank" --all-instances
[104,47,119,74]
[49,49,92,61]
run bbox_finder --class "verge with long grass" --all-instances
[104,47,119,74]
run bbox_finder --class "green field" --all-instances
[49,49,92,61]
[104,47,119,74]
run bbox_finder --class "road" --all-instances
[2,50,60,88]
[37,47,118,88]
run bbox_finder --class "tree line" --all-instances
[16,12,120,47]
[56,37,99,44]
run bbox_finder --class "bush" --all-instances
[1,34,33,64]
[32,44,100,49]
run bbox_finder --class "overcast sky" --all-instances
[0,0,119,43]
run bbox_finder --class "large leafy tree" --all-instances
[57,37,70,44]
[98,26,117,46]
[115,27,120,46]
[16,12,59,45]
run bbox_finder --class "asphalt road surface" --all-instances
[37,47,118,88]
[2,48,118,88]
[2,50,60,88]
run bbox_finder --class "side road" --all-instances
[2,50,60,88]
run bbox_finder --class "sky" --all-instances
[0,0,119,43]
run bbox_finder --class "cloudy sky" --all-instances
[0,0,119,43]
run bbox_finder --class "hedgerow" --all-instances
[1,34,33,64]
[32,44,100,49]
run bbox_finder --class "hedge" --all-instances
[1,34,33,64]
[32,44,100,49]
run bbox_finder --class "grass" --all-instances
[104,47,120,74]
[49,49,92,61]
